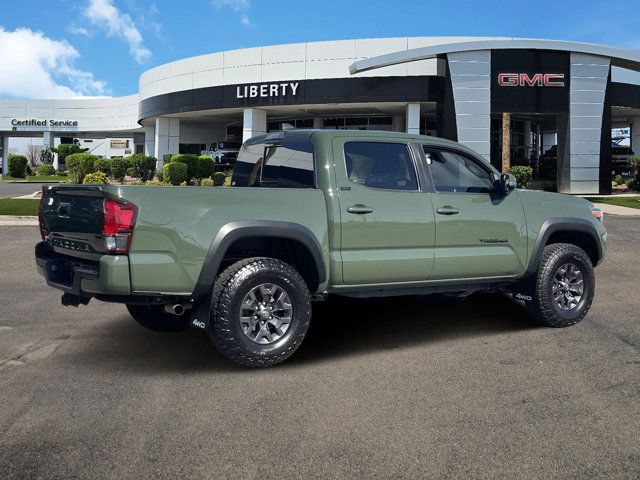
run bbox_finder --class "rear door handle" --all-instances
[347,204,374,214]
[436,206,460,215]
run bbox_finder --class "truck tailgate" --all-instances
[40,185,107,259]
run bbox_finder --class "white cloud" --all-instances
[213,0,252,27]
[0,27,108,99]
[213,0,250,11]
[83,0,151,63]
[68,25,90,36]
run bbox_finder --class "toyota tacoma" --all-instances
[36,130,607,367]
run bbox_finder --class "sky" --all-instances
[0,0,639,99]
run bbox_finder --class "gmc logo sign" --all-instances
[498,73,565,87]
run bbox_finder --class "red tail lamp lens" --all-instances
[38,194,47,240]
[103,198,137,253]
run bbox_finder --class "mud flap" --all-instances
[512,279,535,303]
[189,294,211,330]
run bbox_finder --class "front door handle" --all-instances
[436,206,460,215]
[347,204,374,214]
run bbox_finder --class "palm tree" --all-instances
[501,112,511,173]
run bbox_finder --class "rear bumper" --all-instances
[35,241,131,297]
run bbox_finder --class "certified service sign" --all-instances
[11,119,79,127]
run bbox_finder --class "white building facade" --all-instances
[2,36,640,194]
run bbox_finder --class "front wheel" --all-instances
[526,243,595,327]
[126,304,191,332]
[208,257,311,367]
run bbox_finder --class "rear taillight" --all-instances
[38,194,47,240]
[103,198,137,254]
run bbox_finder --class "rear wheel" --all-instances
[526,243,595,327]
[126,304,191,332]
[208,257,311,367]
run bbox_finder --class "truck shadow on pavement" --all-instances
[70,293,538,373]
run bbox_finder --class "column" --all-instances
[630,117,640,156]
[154,118,180,168]
[392,115,405,132]
[523,121,532,160]
[406,103,420,135]
[144,126,155,158]
[42,132,56,169]
[447,51,491,161]
[566,53,610,194]
[243,108,267,143]
[1,137,9,176]
[312,117,323,129]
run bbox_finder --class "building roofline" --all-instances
[350,38,640,75]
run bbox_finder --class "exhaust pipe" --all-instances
[164,304,186,316]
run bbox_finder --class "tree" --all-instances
[26,144,42,167]
[501,112,511,173]
[53,144,89,165]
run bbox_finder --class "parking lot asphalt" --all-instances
[0,181,42,199]
[1,218,639,480]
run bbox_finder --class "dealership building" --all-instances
[2,36,640,194]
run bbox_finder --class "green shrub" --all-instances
[82,171,109,184]
[624,178,639,190]
[613,174,623,185]
[162,153,173,164]
[144,180,168,186]
[38,163,56,176]
[170,154,199,180]
[129,154,157,181]
[94,158,111,176]
[65,153,96,183]
[26,165,33,176]
[508,166,532,190]
[179,181,188,186]
[156,169,164,182]
[213,171,226,186]
[110,157,130,182]
[200,177,214,186]
[198,156,214,179]
[162,162,188,185]
[7,155,28,178]
[54,144,88,165]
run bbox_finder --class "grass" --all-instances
[1,175,67,182]
[585,196,640,210]
[0,199,40,216]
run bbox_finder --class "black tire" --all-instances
[526,243,595,327]
[208,257,311,367]
[126,304,191,332]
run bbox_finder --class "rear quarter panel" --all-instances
[101,185,328,294]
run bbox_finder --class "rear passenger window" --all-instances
[232,140,315,188]
[260,141,315,188]
[232,139,265,187]
[344,142,418,191]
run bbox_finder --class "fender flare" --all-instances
[524,217,604,278]
[191,220,326,300]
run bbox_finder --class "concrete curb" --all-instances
[592,203,640,217]
[0,216,39,226]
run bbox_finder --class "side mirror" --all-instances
[501,173,517,194]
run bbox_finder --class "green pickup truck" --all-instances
[36,129,607,367]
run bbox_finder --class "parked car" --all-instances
[36,130,606,367]
[201,141,241,165]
